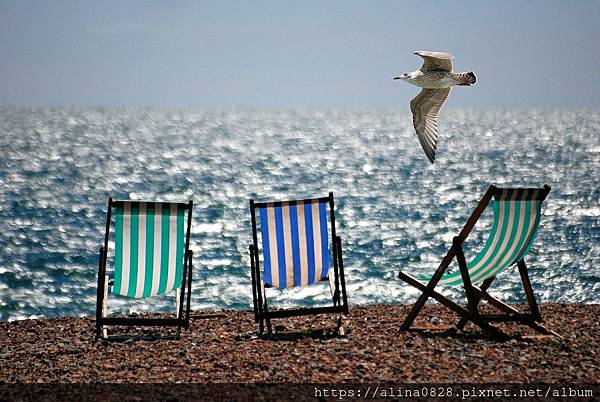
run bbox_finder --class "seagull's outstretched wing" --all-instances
[410,87,452,163]
[415,51,454,72]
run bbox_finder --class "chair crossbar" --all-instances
[261,305,347,320]
[98,317,189,327]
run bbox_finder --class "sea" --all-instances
[0,107,598,321]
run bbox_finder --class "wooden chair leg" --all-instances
[337,314,345,336]
[453,239,509,339]
[398,248,455,330]
[176,288,181,318]
[175,288,182,339]
[455,238,480,320]
[256,278,268,335]
[96,247,106,339]
[327,271,345,335]
[517,259,541,322]
[263,299,273,337]
[456,277,495,330]
[335,236,349,313]
[399,272,509,339]
[266,317,273,338]
[250,245,260,323]
[328,271,337,305]
[471,284,560,337]
[399,276,435,330]
[101,273,109,339]
[259,282,273,337]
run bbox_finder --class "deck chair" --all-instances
[96,198,194,339]
[398,184,559,339]
[249,192,349,337]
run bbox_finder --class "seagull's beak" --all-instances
[393,76,402,80]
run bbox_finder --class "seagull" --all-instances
[394,51,476,163]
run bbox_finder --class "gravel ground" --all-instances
[1,304,598,384]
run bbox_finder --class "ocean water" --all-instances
[0,107,598,321]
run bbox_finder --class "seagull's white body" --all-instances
[403,70,457,89]
[394,51,476,163]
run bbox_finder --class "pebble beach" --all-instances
[1,303,598,384]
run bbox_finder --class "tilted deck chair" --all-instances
[398,185,559,338]
[96,199,193,339]
[249,192,349,337]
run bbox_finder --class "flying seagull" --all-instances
[394,51,476,163]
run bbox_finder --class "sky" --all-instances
[1,0,599,109]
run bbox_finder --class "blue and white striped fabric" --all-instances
[258,200,330,289]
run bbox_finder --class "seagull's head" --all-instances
[393,72,410,81]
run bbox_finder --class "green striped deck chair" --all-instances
[249,192,349,337]
[398,185,559,338]
[96,199,194,339]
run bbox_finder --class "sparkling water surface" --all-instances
[0,107,598,320]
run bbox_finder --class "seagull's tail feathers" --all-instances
[456,71,476,86]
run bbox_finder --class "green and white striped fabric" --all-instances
[419,188,544,286]
[112,201,186,298]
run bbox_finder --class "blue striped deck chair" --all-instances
[249,192,349,337]
[398,185,559,338]
[96,199,194,339]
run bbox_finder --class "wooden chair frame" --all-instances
[398,184,559,339]
[95,198,194,339]
[249,192,349,337]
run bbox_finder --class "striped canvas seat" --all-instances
[112,201,186,298]
[96,198,193,339]
[249,192,349,337]
[418,188,543,286]
[257,199,330,289]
